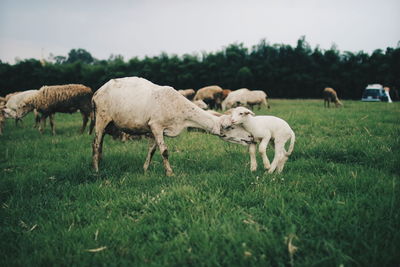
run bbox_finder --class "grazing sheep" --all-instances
[222,89,270,110]
[221,88,250,110]
[92,77,253,176]
[178,89,196,100]
[245,90,270,110]
[229,107,295,173]
[13,84,94,135]
[193,85,223,110]
[3,90,41,127]
[323,87,342,107]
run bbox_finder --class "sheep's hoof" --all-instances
[166,171,174,177]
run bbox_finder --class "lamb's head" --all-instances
[230,107,255,125]
[15,100,34,119]
[218,114,254,145]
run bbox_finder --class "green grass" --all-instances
[1,99,399,266]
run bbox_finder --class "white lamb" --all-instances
[230,107,295,173]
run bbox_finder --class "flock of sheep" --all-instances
[1,77,343,176]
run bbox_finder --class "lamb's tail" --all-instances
[286,130,295,156]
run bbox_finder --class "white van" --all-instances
[361,84,388,102]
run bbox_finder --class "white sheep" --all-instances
[221,88,249,110]
[222,89,270,110]
[13,84,94,135]
[3,90,41,127]
[229,107,295,173]
[92,77,253,176]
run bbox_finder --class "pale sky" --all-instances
[0,0,399,64]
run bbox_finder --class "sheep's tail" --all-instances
[89,97,96,135]
[286,130,295,156]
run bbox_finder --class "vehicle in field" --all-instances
[361,84,388,102]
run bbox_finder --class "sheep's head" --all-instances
[217,114,254,145]
[230,107,255,125]
[335,100,343,107]
[0,105,5,121]
[15,101,34,118]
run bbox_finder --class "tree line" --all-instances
[1,37,399,99]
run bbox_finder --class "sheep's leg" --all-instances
[80,112,88,134]
[39,114,48,134]
[92,117,109,172]
[88,112,95,135]
[49,114,56,135]
[150,125,173,176]
[259,135,271,170]
[249,143,257,171]
[34,110,40,128]
[143,137,157,172]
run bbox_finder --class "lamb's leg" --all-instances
[49,114,56,135]
[268,140,285,173]
[92,116,110,172]
[80,112,88,134]
[143,137,157,172]
[276,155,289,173]
[259,135,271,170]
[150,125,173,176]
[249,143,257,171]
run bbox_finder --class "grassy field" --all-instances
[1,99,399,266]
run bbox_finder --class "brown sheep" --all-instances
[193,85,223,110]
[14,84,94,135]
[323,87,343,108]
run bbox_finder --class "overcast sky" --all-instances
[0,0,399,64]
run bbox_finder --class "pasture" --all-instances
[1,99,399,266]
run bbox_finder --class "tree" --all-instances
[66,49,94,64]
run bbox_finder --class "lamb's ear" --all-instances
[245,110,255,116]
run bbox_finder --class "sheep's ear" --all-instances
[245,110,255,116]
[220,115,233,128]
